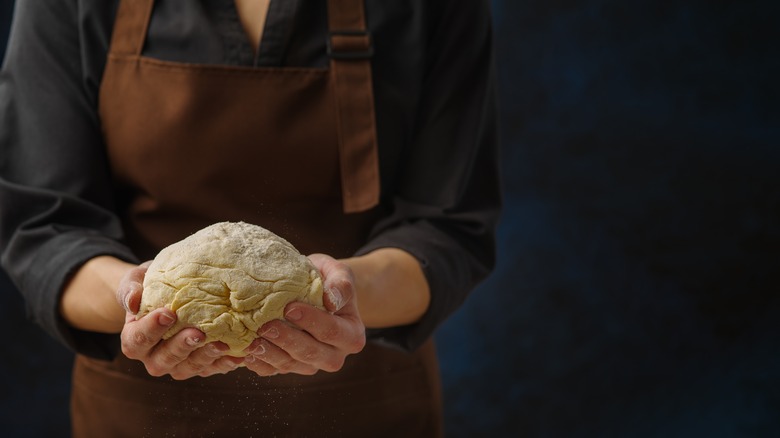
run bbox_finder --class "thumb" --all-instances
[116,261,152,314]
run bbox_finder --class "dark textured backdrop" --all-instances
[2,1,778,437]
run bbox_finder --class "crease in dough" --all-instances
[139,221,324,356]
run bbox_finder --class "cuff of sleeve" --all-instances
[22,232,138,361]
[355,221,474,352]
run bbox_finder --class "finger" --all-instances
[144,327,207,377]
[243,343,281,376]
[243,356,279,376]
[196,355,244,378]
[259,321,337,373]
[188,340,230,363]
[116,261,152,314]
[182,343,244,379]
[307,254,354,313]
[184,341,234,374]
[255,337,320,375]
[120,307,176,360]
[166,341,243,380]
[284,302,366,355]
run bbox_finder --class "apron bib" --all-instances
[70,0,442,436]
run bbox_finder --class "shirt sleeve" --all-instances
[358,0,502,351]
[0,0,135,359]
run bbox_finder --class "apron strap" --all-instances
[108,0,155,56]
[327,0,381,213]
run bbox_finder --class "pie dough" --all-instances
[138,221,323,356]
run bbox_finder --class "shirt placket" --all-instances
[254,0,300,66]
[216,0,256,66]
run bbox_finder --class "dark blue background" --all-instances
[2,1,778,436]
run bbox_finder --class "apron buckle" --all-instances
[327,31,374,60]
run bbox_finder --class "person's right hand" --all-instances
[116,262,245,380]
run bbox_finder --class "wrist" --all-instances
[60,256,135,333]
[342,248,430,328]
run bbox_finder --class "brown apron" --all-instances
[70,0,443,436]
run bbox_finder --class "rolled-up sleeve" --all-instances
[359,0,502,350]
[0,0,135,359]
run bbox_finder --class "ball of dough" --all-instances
[139,221,324,356]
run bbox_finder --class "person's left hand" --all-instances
[242,253,366,376]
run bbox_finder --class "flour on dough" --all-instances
[139,221,324,356]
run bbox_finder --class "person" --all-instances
[0,0,500,436]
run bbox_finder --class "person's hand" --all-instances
[242,253,366,376]
[117,262,244,380]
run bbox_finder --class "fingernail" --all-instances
[251,343,266,355]
[158,312,175,327]
[185,336,202,347]
[285,308,303,321]
[123,293,133,312]
[246,340,266,356]
[245,355,256,363]
[122,282,141,312]
[208,343,223,355]
[262,327,279,339]
[327,287,343,310]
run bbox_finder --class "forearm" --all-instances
[342,248,430,328]
[60,249,429,333]
[59,255,135,333]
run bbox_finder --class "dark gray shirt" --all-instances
[0,0,500,359]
